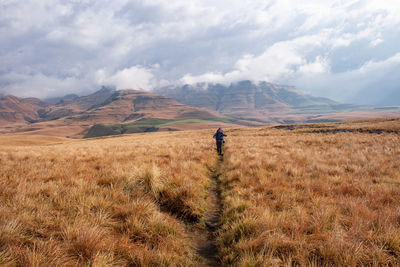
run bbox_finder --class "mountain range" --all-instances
[1,81,399,138]
[155,81,359,123]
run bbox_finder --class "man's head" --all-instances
[218,128,222,132]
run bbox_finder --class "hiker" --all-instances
[213,128,227,156]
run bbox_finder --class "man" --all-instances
[213,128,227,156]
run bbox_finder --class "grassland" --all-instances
[1,117,399,266]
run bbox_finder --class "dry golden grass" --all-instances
[1,117,399,266]
[287,117,400,134]
[0,131,217,266]
[217,119,400,266]
[0,135,70,146]
[341,117,400,131]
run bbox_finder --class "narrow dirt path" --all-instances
[190,156,224,266]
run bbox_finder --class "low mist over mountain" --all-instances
[44,94,80,105]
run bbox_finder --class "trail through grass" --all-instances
[190,156,224,266]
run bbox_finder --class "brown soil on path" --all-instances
[189,156,224,267]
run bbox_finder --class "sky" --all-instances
[1,0,400,105]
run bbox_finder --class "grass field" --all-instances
[0,131,217,266]
[1,117,399,266]
[217,117,400,265]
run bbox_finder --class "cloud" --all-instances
[292,53,400,104]
[0,0,400,104]
[95,66,157,91]
[180,33,330,84]
[0,72,94,99]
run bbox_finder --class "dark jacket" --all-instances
[213,129,227,142]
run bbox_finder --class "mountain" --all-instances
[65,89,220,124]
[0,95,48,126]
[0,88,228,138]
[39,87,116,120]
[155,80,361,122]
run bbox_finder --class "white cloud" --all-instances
[180,33,329,85]
[370,38,383,47]
[0,72,94,99]
[359,53,400,73]
[298,56,330,74]
[95,66,157,91]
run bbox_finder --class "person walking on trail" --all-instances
[213,128,227,156]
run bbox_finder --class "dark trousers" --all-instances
[216,141,223,155]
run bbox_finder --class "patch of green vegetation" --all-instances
[84,124,123,138]
[84,117,238,138]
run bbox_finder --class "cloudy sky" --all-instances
[1,0,399,105]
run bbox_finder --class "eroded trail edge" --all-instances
[192,157,224,266]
